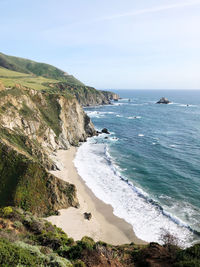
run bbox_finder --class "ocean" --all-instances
[74,90,200,247]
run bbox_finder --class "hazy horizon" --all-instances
[1,0,200,90]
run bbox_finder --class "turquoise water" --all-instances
[75,90,200,246]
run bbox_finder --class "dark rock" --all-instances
[75,203,80,209]
[84,212,92,220]
[156,97,171,104]
[104,137,108,139]
[54,210,60,216]
[101,128,110,134]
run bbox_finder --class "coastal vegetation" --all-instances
[0,52,199,266]
[0,207,199,266]
[0,52,119,106]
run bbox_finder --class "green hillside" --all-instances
[0,52,84,86]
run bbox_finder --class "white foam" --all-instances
[113,102,127,106]
[127,116,141,119]
[169,144,177,148]
[109,137,119,142]
[86,111,115,118]
[138,134,144,137]
[74,140,194,246]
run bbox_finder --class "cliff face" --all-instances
[0,52,118,216]
[0,84,95,215]
[51,83,120,106]
[69,86,119,106]
[0,85,95,166]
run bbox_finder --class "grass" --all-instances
[0,67,59,90]
[0,52,84,86]
[0,141,78,216]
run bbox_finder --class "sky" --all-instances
[0,0,200,89]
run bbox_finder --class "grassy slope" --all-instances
[0,67,111,107]
[0,142,78,216]
[0,52,84,86]
[0,66,59,90]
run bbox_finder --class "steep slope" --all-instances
[0,207,199,266]
[0,82,95,216]
[0,52,84,85]
[0,142,79,216]
[0,52,117,216]
[58,83,119,106]
[0,52,119,106]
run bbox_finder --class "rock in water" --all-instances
[102,128,110,134]
[156,97,171,104]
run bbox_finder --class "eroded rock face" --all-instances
[0,86,96,168]
[156,97,171,104]
[0,85,96,215]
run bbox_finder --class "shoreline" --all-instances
[47,147,146,245]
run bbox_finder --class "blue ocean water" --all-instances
[74,90,200,246]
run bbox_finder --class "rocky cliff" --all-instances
[64,85,120,106]
[0,52,119,216]
[0,83,95,216]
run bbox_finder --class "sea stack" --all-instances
[156,97,171,104]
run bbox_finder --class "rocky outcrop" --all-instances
[0,85,95,167]
[59,84,120,106]
[101,128,110,134]
[156,97,171,104]
[0,85,96,215]
[101,90,120,102]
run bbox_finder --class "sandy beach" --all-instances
[47,147,146,245]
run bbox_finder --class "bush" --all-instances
[80,236,95,250]
[0,206,13,217]
[37,229,69,250]
[0,238,44,266]
[13,220,23,230]
[174,243,200,266]
[48,253,72,267]
[65,237,95,260]
[74,259,86,267]
[159,229,179,248]
[65,245,83,260]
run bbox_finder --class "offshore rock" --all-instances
[156,97,171,104]
[102,128,110,134]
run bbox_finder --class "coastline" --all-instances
[47,147,146,245]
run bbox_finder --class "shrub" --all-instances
[13,221,23,230]
[48,253,72,267]
[37,229,69,250]
[74,259,86,267]
[65,237,95,260]
[65,245,83,260]
[0,238,44,266]
[1,206,13,217]
[174,243,200,266]
[80,236,95,250]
